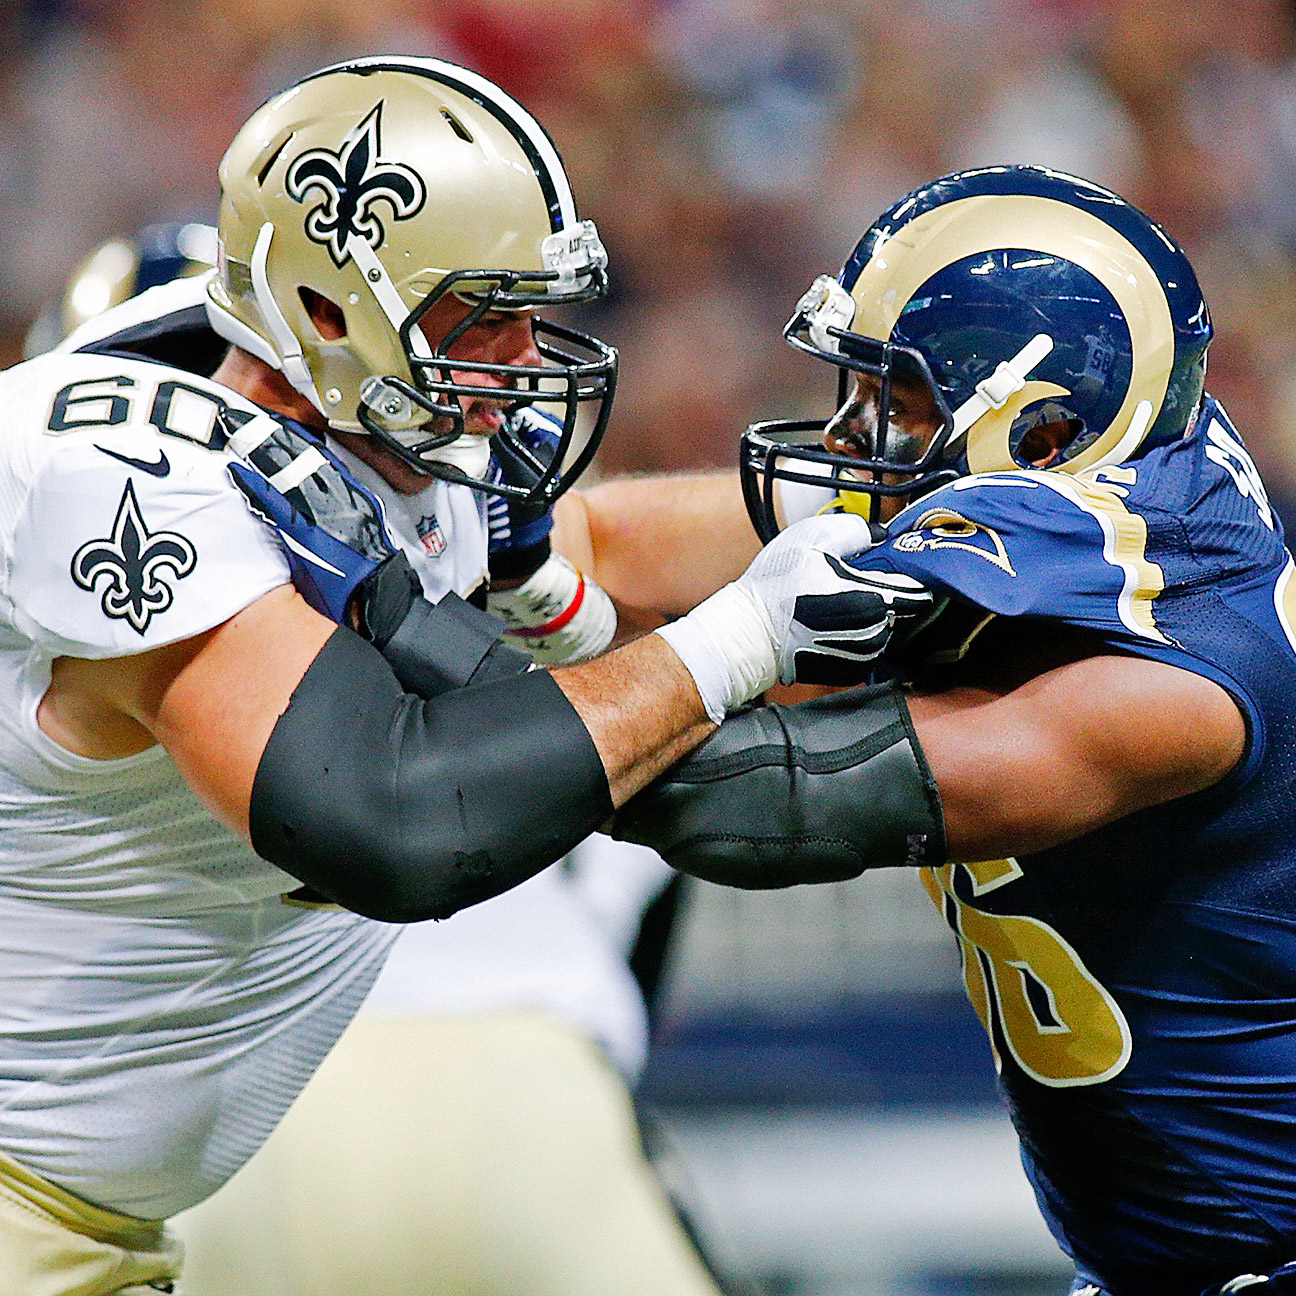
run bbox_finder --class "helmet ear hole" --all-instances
[439,108,474,143]
[1014,416,1083,468]
[300,287,347,341]
[1011,401,1085,468]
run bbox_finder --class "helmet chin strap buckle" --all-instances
[359,376,421,431]
[951,333,1054,437]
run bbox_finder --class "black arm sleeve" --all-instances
[351,554,532,698]
[611,683,946,888]
[250,626,613,922]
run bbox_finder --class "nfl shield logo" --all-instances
[416,514,447,556]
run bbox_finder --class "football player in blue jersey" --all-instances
[609,166,1296,1295]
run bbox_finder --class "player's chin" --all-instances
[463,405,506,439]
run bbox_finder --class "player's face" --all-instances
[334,294,544,496]
[415,293,543,441]
[823,372,943,523]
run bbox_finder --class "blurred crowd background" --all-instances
[4,2,1296,1291]
[5,0,1296,508]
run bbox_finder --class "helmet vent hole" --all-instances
[440,109,474,143]
[257,134,294,186]
[299,287,346,341]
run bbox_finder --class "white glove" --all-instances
[656,512,906,722]
[782,564,934,684]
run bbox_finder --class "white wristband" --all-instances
[488,553,617,665]
[654,582,778,724]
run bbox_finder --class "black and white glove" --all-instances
[787,561,935,685]
[656,513,925,722]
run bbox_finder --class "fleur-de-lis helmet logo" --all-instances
[286,102,427,267]
[71,482,197,635]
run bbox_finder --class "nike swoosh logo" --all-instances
[96,445,171,477]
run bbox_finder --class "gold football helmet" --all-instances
[206,57,617,504]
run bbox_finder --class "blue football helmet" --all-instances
[24,221,217,359]
[742,165,1213,538]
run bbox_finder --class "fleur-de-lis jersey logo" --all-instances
[71,481,197,635]
[286,103,427,268]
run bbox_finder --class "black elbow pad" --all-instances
[380,591,532,698]
[250,627,612,921]
[611,683,946,887]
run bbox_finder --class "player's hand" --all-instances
[785,563,935,685]
[224,412,420,645]
[486,408,562,584]
[740,512,916,685]
[487,552,617,664]
[655,512,893,722]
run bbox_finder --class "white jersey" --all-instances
[362,836,673,1080]
[0,348,398,1218]
[53,276,674,1146]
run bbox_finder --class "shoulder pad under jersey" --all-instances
[0,350,290,657]
[852,466,1174,650]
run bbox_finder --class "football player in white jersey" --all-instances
[0,57,884,1296]
[42,225,729,1294]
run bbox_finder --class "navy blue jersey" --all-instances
[850,397,1296,1294]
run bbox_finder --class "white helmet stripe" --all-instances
[346,233,434,359]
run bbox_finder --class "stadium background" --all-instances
[4,1,1296,1291]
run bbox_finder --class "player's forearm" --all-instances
[245,626,615,921]
[611,682,947,885]
[552,632,717,805]
[554,471,760,621]
[245,626,720,919]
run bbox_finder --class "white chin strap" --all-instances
[948,331,1155,470]
[950,333,1054,439]
[420,434,493,481]
[250,224,327,416]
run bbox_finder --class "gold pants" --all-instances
[0,1148,182,1296]
[175,1012,723,1296]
